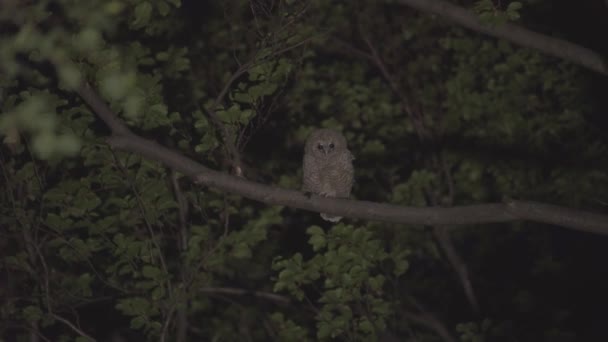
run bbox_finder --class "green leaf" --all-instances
[31,132,55,159]
[105,1,126,14]
[46,213,74,230]
[22,306,43,323]
[156,51,169,61]
[124,93,145,118]
[54,134,81,156]
[142,265,161,279]
[309,234,326,251]
[232,242,252,259]
[131,316,146,329]
[361,139,385,155]
[133,2,153,28]
[75,28,102,52]
[100,72,136,101]
[393,258,409,277]
[57,63,82,89]
[157,1,171,16]
[507,1,522,11]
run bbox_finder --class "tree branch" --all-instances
[75,82,132,135]
[77,83,608,235]
[105,132,608,235]
[396,0,608,75]
[202,35,317,177]
[434,226,479,314]
[400,295,457,342]
[401,310,456,342]
[51,314,96,342]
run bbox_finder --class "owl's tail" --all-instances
[320,213,342,222]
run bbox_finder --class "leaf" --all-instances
[393,258,409,277]
[22,306,43,323]
[131,316,146,329]
[156,51,169,61]
[507,1,522,11]
[46,213,74,231]
[142,265,161,279]
[149,103,168,116]
[54,134,81,156]
[75,28,102,52]
[105,1,126,14]
[31,132,55,159]
[157,1,171,16]
[124,93,144,118]
[306,225,324,236]
[133,2,153,28]
[232,242,252,259]
[100,72,136,101]
[116,297,150,316]
[309,234,326,251]
[57,63,82,89]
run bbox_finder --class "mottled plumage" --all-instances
[302,128,354,222]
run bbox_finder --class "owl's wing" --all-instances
[332,151,354,198]
[302,154,319,192]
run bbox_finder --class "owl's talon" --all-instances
[304,191,313,199]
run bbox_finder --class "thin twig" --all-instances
[171,171,189,251]
[51,314,96,342]
[160,303,176,342]
[401,309,456,342]
[170,171,189,342]
[110,150,173,298]
[202,33,319,177]
[433,226,480,314]
[360,33,429,141]
[32,231,97,341]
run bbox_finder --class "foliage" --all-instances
[1,0,607,341]
[473,0,523,24]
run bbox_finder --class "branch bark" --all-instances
[395,0,608,76]
[106,133,608,235]
[77,82,608,236]
[434,226,479,314]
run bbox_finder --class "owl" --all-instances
[302,128,354,222]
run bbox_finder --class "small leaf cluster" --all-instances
[273,224,410,340]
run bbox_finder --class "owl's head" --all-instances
[305,128,348,157]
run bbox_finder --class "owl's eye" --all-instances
[317,144,323,150]
[329,143,335,148]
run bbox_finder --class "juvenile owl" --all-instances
[302,128,354,222]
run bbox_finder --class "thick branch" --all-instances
[104,133,608,235]
[76,82,131,135]
[396,0,608,75]
[77,83,608,235]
